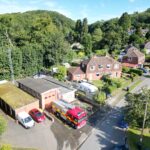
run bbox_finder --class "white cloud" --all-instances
[129,0,135,3]
[80,5,88,18]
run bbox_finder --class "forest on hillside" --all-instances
[0,9,150,80]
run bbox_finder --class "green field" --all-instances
[127,128,150,150]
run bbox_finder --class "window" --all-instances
[114,64,119,69]
[76,74,80,77]
[98,64,103,69]
[96,73,100,76]
[106,64,111,69]
[90,66,95,70]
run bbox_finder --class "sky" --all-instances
[0,0,150,23]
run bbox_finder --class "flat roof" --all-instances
[43,77,76,94]
[18,77,59,94]
[0,82,37,109]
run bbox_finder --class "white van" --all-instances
[17,111,35,129]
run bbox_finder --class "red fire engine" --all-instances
[51,100,87,129]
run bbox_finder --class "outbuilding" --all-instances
[0,81,38,119]
[18,77,60,109]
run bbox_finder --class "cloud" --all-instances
[129,0,135,3]
[0,0,38,14]
[80,5,88,18]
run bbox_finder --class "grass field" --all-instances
[127,128,150,150]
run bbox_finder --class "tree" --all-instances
[119,12,131,30]
[82,18,88,36]
[74,19,82,42]
[125,88,150,128]
[0,115,7,135]
[92,28,103,50]
[54,66,67,81]
[82,34,92,56]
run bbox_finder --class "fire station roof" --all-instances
[0,82,37,109]
[43,77,76,94]
[18,77,59,94]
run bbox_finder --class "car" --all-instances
[118,119,129,129]
[17,111,35,129]
[29,108,46,123]
[112,144,128,150]
[139,68,148,73]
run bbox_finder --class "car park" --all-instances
[29,108,46,123]
[17,111,35,129]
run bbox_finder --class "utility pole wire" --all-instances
[5,30,15,84]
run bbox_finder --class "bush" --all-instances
[94,91,106,105]
[122,66,130,73]
[129,68,142,76]
[0,115,7,135]
[0,144,12,150]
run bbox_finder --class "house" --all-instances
[71,42,84,50]
[122,46,145,68]
[18,77,60,109]
[68,56,122,81]
[0,81,38,119]
[144,42,150,54]
[141,28,149,36]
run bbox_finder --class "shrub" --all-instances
[129,68,142,76]
[0,115,7,135]
[0,144,12,150]
[94,91,106,105]
[122,66,130,73]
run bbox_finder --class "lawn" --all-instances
[127,128,150,150]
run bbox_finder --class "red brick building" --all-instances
[18,78,60,109]
[122,46,145,68]
[68,56,122,81]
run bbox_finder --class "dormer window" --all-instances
[99,64,103,69]
[90,66,95,71]
[106,64,111,69]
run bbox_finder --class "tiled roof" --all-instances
[68,67,85,75]
[126,46,144,58]
[86,55,120,66]
[145,42,150,49]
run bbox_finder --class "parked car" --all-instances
[112,144,128,150]
[17,111,35,129]
[29,108,46,123]
[118,119,128,129]
[139,68,148,73]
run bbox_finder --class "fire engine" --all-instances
[51,100,87,129]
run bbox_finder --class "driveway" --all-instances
[0,110,92,150]
[0,113,57,150]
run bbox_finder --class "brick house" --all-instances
[68,56,122,81]
[122,46,145,68]
[18,78,60,109]
[144,41,150,54]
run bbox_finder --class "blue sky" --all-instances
[0,0,150,23]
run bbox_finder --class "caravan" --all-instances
[78,82,98,94]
